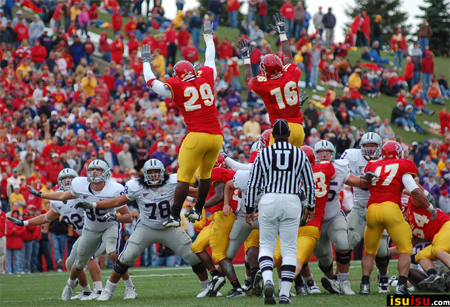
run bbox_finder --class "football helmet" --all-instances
[301,145,316,166]
[58,168,78,191]
[360,132,382,160]
[260,129,272,149]
[381,141,402,160]
[260,54,283,79]
[173,60,196,81]
[215,153,226,168]
[87,159,111,183]
[314,140,336,162]
[143,159,165,185]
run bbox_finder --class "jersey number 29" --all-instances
[184,84,214,111]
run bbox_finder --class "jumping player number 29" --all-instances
[269,80,298,109]
[183,84,214,111]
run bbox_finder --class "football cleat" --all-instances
[295,284,308,296]
[163,215,181,228]
[185,208,202,222]
[263,280,276,305]
[242,278,253,293]
[306,280,321,294]
[124,287,138,299]
[61,280,78,301]
[196,288,209,298]
[443,272,450,292]
[321,276,340,294]
[395,284,411,295]
[418,274,444,292]
[225,287,246,298]
[377,275,390,294]
[253,270,263,297]
[339,280,356,295]
[279,294,292,305]
[206,275,226,297]
[81,290,102,301]
[359,283,370,295]
[97,289,113,301]
[71,291,92,300]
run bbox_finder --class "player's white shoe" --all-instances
[124,287,138,300]
[197,288,209,298]
[339,281,356,295]
[81,289,102,301]
[377,275,390,294]
[61,280,78,301]
[321,276,340,294]
[306,280,321,294]
[71,291,92,300]
[98,288,114,301]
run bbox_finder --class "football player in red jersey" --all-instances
[191,155,239,297]
[360,141,436,295]
[142,21,223,227]
[238,14,308,148]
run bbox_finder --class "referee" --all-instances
[246,119,315,305]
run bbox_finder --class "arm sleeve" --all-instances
[143,62,173,98]
[204,40,217,80]
[225,157,253,171]
[402,174,419,192]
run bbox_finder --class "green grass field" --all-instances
[0,260,444,306]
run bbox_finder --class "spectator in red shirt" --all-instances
[177,24,190,52]
[46,153,64,185]
[30,40,47,69]
[421,50,434,93]
[13,19,29,48]
[181,39,199,64]
[413,93,434,116]
[250,41,262,76]
[280,0,295,38]
[218,37,233,73]
[53,2,63,30]
[111,33,124,65]
[88,3,98,21]
[165,23,177,67]
[67,21,78,38]
[124,16,138,38]
[227,0,240,29]
[99,31,111,62]
[5,209,25,273]
[404,56,414,91]
[111,9,123,33]
[102,67,115,93]
[127,33,140,57]
[439,106,450,135]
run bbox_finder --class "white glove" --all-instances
[104,212,117,222]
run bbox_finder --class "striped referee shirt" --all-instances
[245,140,315,213]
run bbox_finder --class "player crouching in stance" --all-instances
[75,159,211,300]
[27,160,135,301]
[8,169,103,300]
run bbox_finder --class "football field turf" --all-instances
[1,260,440,307]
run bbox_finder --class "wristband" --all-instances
[280,33,288,42]
[93,202,97,209]
[24,220,29,226]
[426,205,434,212]
[423,190,430,196]
[44,214,51,222]
[306,205,315,211]
[246,206,254,214]
[146,79,156,87]
[244,58,251,65]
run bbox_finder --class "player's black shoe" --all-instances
[279,294,292,305]
[263,280,276,305]
[185,208,202,222]
[395,284,411,295]
[253,270,263,297]
[163,215,181,228]
[359,283,370,295]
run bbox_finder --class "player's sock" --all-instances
[194,200,205,212]
[81,285,91,293]
[200,279,211,290]
[67,278,77,287]
[123,278,134,289]
[105,280,117,293]
[303,274,314,283]
[280,265,296,297]
[337,272,349,281]
[250,268,258,281]
[398,275,408,286]
[230,278,241,289]
[209,269,220,278]
[246,274,253,283]
[172,206,182,219]
[379,273,389,279]
[260,256,274,283]
[361,275,370,285]
[93,281,103,291]
[427,268,438,276]
[294,274,304,287]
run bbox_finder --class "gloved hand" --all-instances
[270,13,286,35]
[428,206,437,221]
[75,200,95,210]
[141,45,156,64]
[203,20,214,35]
[28,185,42,198]
[299,89,309,107]
[360,172,378,182]
[104,212,117,222]
[220,142,228,159]
[7,217,24,226]
[237,38,253,60]
[425,192,437,207]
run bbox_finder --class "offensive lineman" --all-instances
[27,160,136,300]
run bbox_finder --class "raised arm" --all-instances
[225,157,253,171]
[203,21,217,79]
[7,209,60,227]
[270,13,293,64]
[28,185,77,201]
[237,38,254,82]
[141,44,173,99]
[78,194,131,210]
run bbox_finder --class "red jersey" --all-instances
[208,167,238,214]
[248,63,303,125]
[407,197,450,242]
[308,161,335,230]
[365,158,417,207]
[164,66,222,135]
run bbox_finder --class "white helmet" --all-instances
[58,168,78,191]
[143,159,165,185]
[87,159,110,183]
[250,141,262,153]
[360,132,382,160]
[314,140,336,162]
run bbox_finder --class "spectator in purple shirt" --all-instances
[151,142,171,167]
[225,87,242,110]
[422,174,441,200]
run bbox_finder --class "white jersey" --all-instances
[323,160,350,221]
[340,149,370,205]
[233,170,262,217]
[51,197,85,236]
[71,177,125,232]
[124,174,177,230]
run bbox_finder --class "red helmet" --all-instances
[173,60,196,81]
[301,145,316,166]
[260,129,272,149]
[381,141,402,159]
[215,153,226,168]
[260,54,283,79]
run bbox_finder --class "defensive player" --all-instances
[239,14,307,148]
[27,160,136,300]
[360,141,436,295]
[8,169,103,300]
[141,21,223,227]
[341,132,391,293]
[74,159,211,300]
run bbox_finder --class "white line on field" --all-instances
[130,273,190,278]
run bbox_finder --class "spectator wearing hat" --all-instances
[409,142,421,166]
[423,174,441,200]
[84,36,95,66]
[103,142,118,169]
[438,75,450,98]
[17,152,34,179]
[47,153,64,185]
[405,104,423,133]
[424,155,438,177]
[438,190,450,214]
[6,209,25,274]
[439,106,450,135]
[9,185,26,212]
[421,50,434,93]
[6,168,21,200]
[390,29,407,71]
[30,38,47,71]
[29,15,44,47]
[438,137,450,157]
[151,142,171,167]
[70,35,86,67]
[111,33,124,65]
[99,31,111,63]
[13,17,29,49]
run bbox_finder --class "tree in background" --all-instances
[417,0,450,56]
[344,0,410,49]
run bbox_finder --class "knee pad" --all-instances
[375,255,390,268]
[302,262,308,269]
[336,250,352,265]
[75,258,88,270]
[318,262,333,274]
[191,262,206,274]
[113,260,129,275]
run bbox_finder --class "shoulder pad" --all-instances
[341,149,360,163]
[168,174,178,184]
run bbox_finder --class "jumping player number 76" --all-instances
[141,20,223,228]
